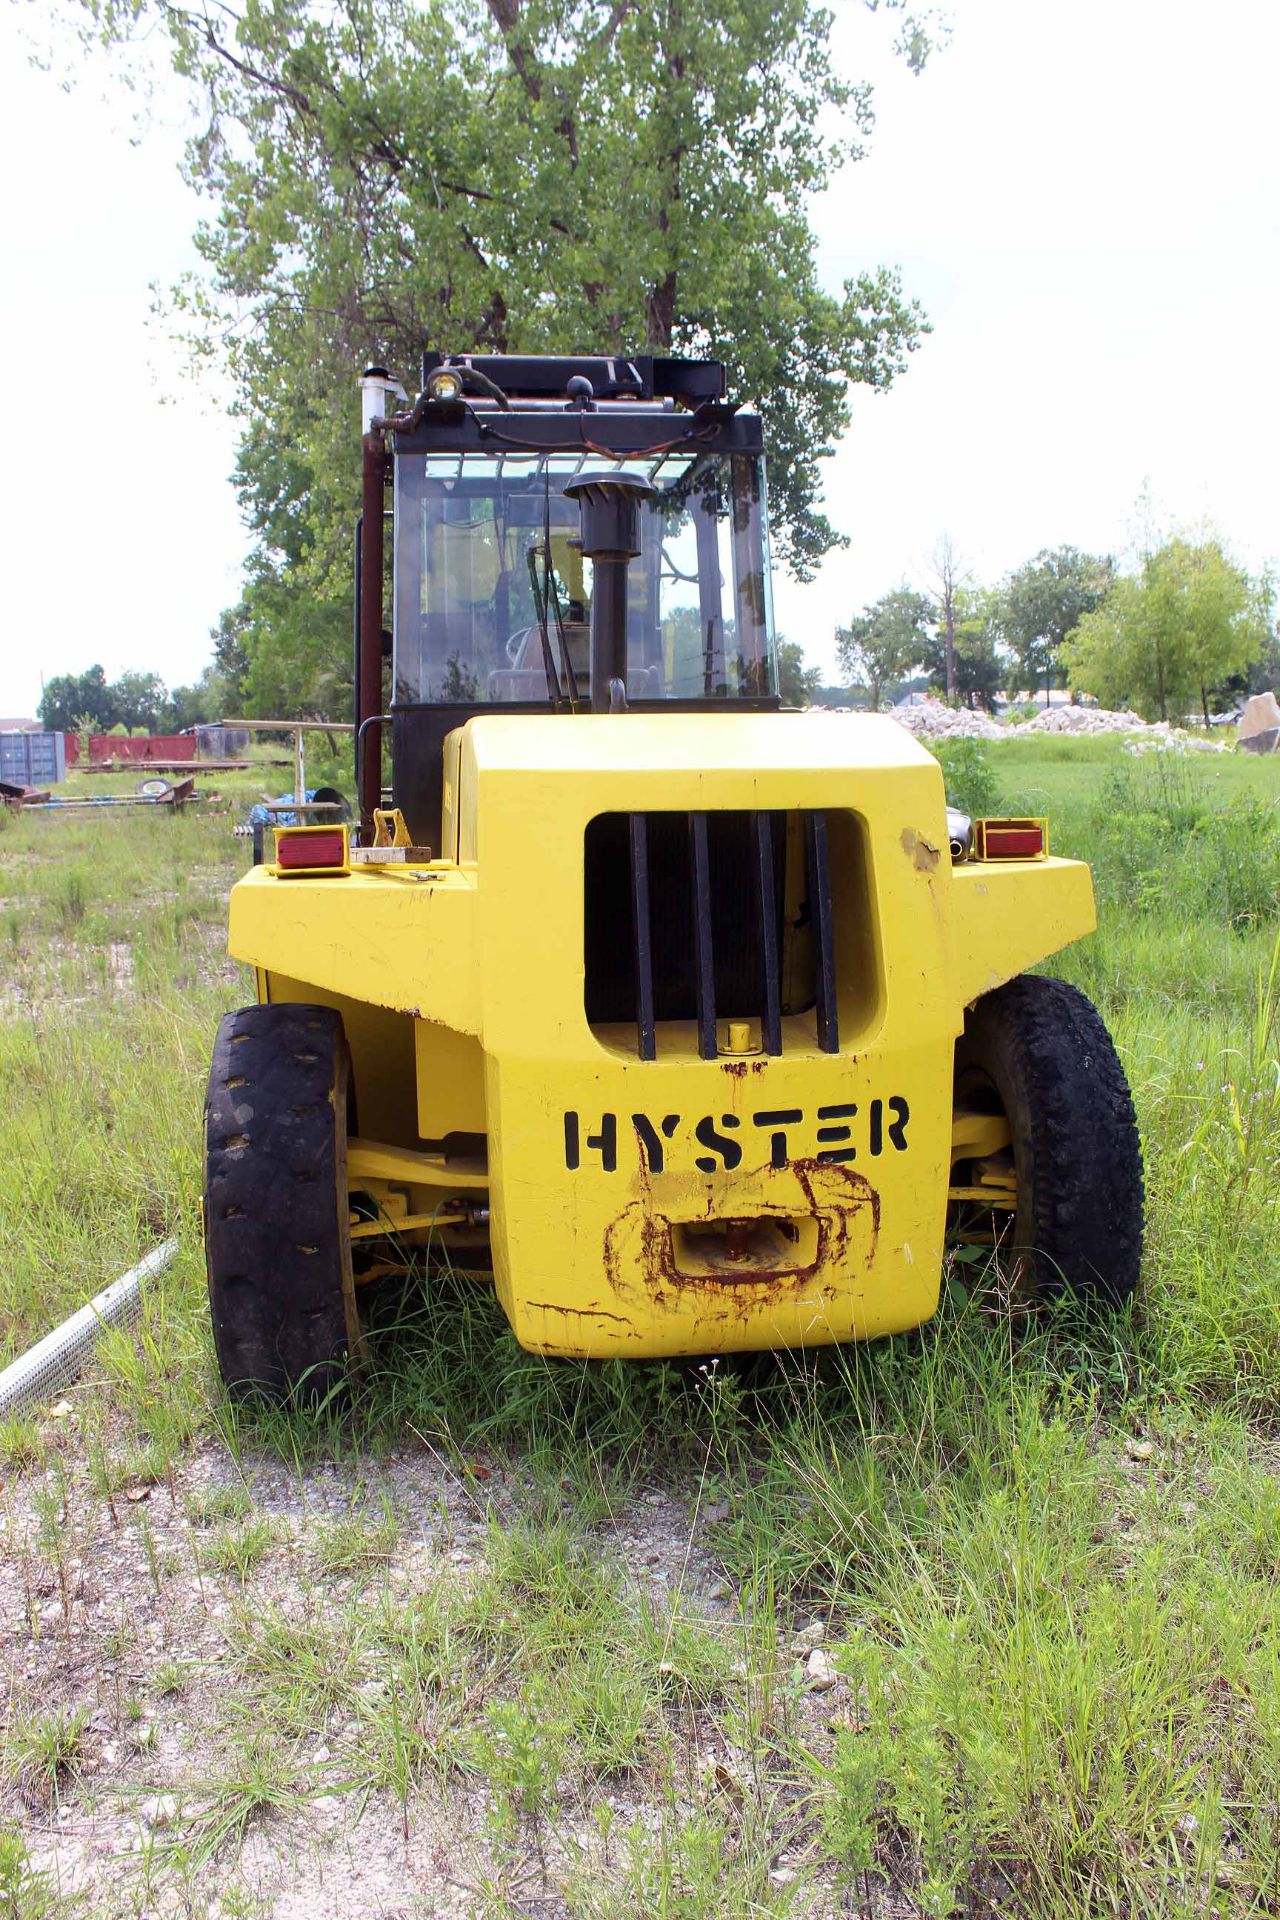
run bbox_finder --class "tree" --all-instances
[998,546,1114,704]
[836,586,933,709]
[37,664,115,731]
[927,535,970,702]
[1062,537,1269,724]
[1218,618,1280,707]
[921,586,1005,710]
[36,662,225,734]
[79,0,933,712]
[161,661,248,729]
[776,638,823,707]
[111,669,168,731]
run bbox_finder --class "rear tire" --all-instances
[204,1004,362,1401]
[952,975,1143,1306]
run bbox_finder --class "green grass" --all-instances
[310,1498,399,1576]
[3,1708,89,1810]
[0,793,254,1368]
[3,738,1280,1915]
[0,1825,68,1919]
[202,1516,277,1581]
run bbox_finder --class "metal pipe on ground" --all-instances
[0,1239,180,1419]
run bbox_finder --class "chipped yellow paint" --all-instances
[901,824,942,872]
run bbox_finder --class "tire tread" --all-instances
[204,1004,355,1400]
[959,975,1144,1304]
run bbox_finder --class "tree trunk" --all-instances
[944,598,956,702]
[644,270,676,350]
[930,538,964,705]
[645,3,683,352]
[1200,685,1210,727]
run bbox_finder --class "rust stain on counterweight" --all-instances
[601,1162,881,1324]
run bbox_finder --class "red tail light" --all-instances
[973,819,1047,861]
[273,826,349,873]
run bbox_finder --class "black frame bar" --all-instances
[754,812,783,1056]
[806,810,839,1054]
[689,811,717,1060]
[628,813,656,1061]
[394,404,761,461]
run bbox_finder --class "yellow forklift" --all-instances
[204,353,1142,1399]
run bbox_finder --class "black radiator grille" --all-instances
[584,810,839,1059]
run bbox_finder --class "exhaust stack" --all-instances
[565,470,655,711]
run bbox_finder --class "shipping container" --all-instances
[63,734,197,767]
[0,731,66,786]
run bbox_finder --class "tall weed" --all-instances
[1086,758,1280,929]
[928,736,1000,816]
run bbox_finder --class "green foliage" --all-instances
[37,664,114,731]
[473,1696,563,1829]
[928,735,1000,816]
[566,1807,781,1917]
[36,660,241,733]
[836,585,933,709]
[1084,757,1280,932]
[1063,535,1270,722]
[109,668,168,730]
[775,638,823,707]
[1237,622,1280,699]
[79,0,933,713]
[997,545,1114,701]
[921,587,1006,710]
[163,659,247,730]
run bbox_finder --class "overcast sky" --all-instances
[1,0,1277,718]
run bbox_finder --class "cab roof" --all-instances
[420,351,725,407]
[396,352,760,459]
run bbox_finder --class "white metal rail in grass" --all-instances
[0,1239,179,1417]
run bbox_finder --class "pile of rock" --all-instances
[1024,706,1228,752]
[890,696,1005,741]
[886,696,1229,752]
[1018,704,1147,734]
[1121,731,1228,756]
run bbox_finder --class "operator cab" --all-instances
[361,353,779,844]
[393,444,775,706]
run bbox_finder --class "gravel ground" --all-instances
[1,1402,859,1918]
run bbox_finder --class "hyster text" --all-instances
[563,1099,910,1174]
